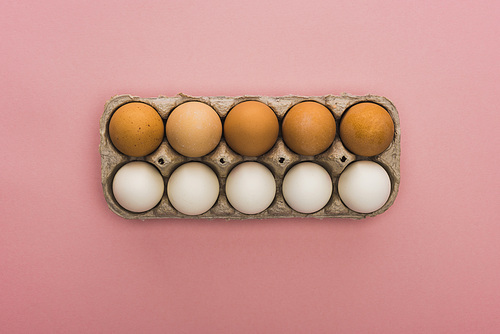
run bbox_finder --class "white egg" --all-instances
[282,162,333,213]
[112,161,164,213]
[167,162,219,215]
[338,160,391,213]
[225,162,276,214]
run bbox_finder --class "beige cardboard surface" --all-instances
[100,94,401,219]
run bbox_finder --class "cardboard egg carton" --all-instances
[99,93,401,220]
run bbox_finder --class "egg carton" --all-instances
[99,93,401,220]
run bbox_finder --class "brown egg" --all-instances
[109,102,164,157]
[224,101,279,156]
[339,102,394,156]
[166,101,222,157]
[282,101,336,156]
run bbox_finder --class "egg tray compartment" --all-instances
[100,93,400,220]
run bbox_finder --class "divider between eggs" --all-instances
[99,93,401,220]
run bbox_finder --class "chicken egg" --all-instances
[338,160,391,213]
[112,161,164,213]
[282,101,336,156]
[223,101,279,156]
[282,162,333,213]
[225,162,276,214]
[167,162,219,215]
[166,101,222,157]
[339,102,394,156]
[109,102,164,157]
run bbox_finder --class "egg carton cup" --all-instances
[99,93,401,220]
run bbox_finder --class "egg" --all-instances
[225,162,276,214]
[338,160,391,213]
[282,101,336,156]
[167,162,219,215]
[339,102,394,156]
[223,101,279,156]
[109,102,164,157]
[166,101,222,157]
[112,161,164,213]
[282,162,333,213]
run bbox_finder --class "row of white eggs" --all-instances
[112,160,392,216]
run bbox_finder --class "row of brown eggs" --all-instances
[108,100,395,159]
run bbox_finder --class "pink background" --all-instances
[2,0,499,333]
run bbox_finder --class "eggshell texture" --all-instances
[225,162,276,214]
[112,161,164,213]
[109,102,164,157]
[339,102,395,156]
[338,160,391,213]
[223,101,279,156]
[282,101,336,156]
[282,162,333,213]
[167,162,219,215]
[166,101,222,157]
